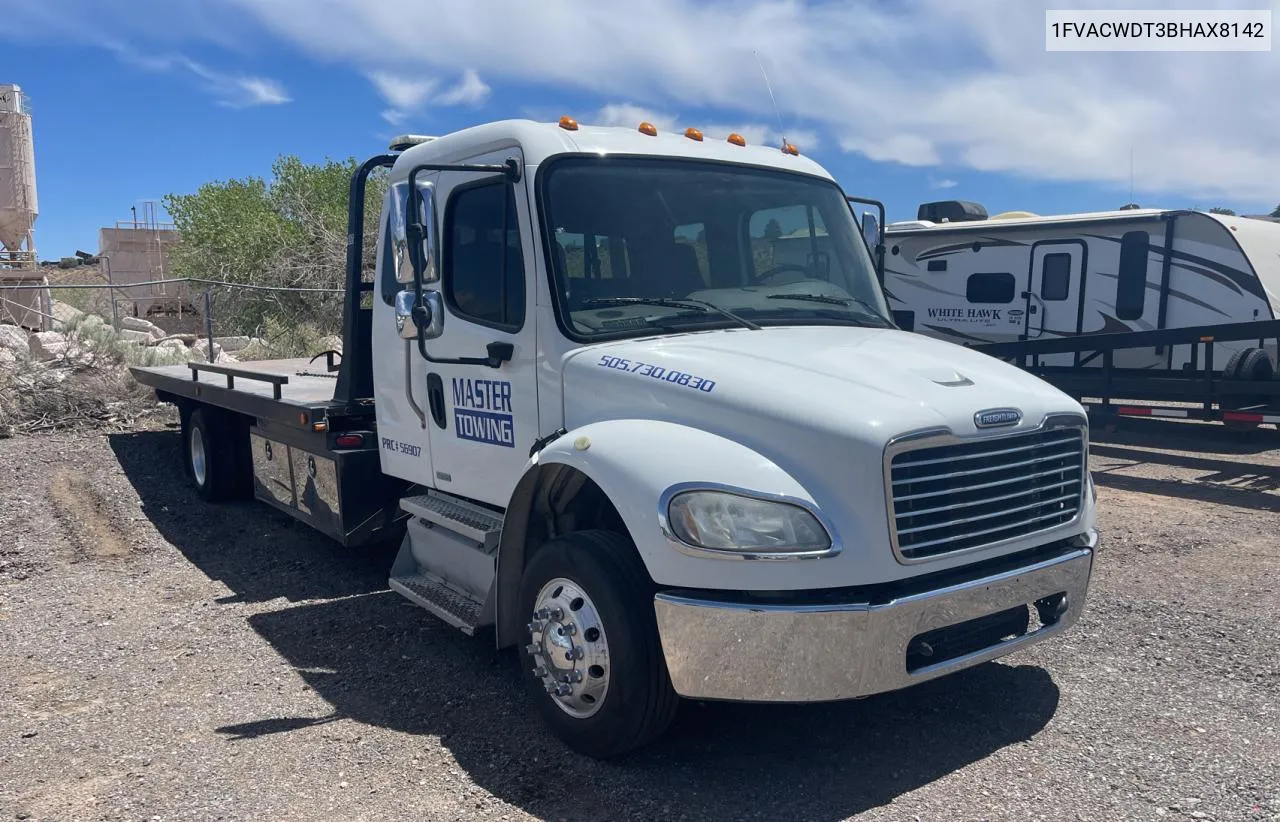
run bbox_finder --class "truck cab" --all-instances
[372,118,1097,757]
[132,117,1097,760]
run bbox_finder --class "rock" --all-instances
[156,338,187,353]
[0,324,28,355]
[316,335,343,354]
[189,339,223,361]
[28,331,69,362]
[158,333,198,345]
[213,336,251,353]
[214,351,239,365]
[0,348,16,368]
[118,329,153,345]
[50,300,85,331]
[121,315,166,340]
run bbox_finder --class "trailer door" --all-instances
[1026,240,1086,366]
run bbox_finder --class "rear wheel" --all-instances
[181,406,245,502]
[517,530,679,759]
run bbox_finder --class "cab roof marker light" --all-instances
[782,142,800,156]
[638,121,658,136]
[559,115,579,131]
[727,133,746,146]
[685,127,704,142]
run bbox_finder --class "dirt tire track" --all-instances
[47,466,134,560]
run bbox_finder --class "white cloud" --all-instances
[435,69,490,107]
[103,42,289,107]
[368,69,490,125]
[929,177,958,190]
[367,72,437,110]
[591,105,818,151]
[594,104,677,130]
[18,0,1280,204]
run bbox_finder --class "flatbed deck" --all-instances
[130,356,373,429]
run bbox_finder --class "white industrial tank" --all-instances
[0,83,38,256]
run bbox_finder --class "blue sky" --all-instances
[4,0,1278,259]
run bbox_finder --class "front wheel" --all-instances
[517,530,679,759]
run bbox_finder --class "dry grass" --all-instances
[0,317,184,437]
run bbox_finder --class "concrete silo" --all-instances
[0,84,50,330]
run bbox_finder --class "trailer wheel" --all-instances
[1222,348,1249,381]
[517,530,679,759]
[1222,348,1274,427]
[182,407,241,503]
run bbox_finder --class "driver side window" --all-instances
[748,204,830,280]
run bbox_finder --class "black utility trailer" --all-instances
[972,318,1280,428]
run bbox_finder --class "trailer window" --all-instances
[966,272,1015,304]
[444,181,525,331]
[1116,230,1149,320]
[1041,253,1072,301]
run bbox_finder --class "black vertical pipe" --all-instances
[334,154,397,407]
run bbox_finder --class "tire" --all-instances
[1236,348,1274,383]
[1222,347,1274,421]
[516,529,679,759]
[181,406,243,503]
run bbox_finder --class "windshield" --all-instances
[540,157,892,340]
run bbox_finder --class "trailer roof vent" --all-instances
[917,200,988,223]
[389,134,438,152]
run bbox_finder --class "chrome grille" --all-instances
[888,426,1085,561]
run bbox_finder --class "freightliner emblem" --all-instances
[974,407,1022,428]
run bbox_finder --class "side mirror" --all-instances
[861,211,880,252]
[417,291,445,339]
[397,180,438,284]
[395,289,445,340]
[394,289,422,339]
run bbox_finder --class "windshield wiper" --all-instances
[581,297,760,330]
[767,293,852,306]
[764,293,894,327]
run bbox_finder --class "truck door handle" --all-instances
[426,373,447,429]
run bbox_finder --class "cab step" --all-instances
[389,572,484,635]
[399,490,503,552]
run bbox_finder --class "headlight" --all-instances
[665,490,832,555]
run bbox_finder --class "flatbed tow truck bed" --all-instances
[129,355,409,548]
[130,355,361,427]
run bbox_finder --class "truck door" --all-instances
[1025,241,1085,366]
[422,154,539,507]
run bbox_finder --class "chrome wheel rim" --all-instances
[190,425,207,487]
[526,577,610,719]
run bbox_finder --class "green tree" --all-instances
[1270,203,1280,218]
[164,155,387,341]
[763,218,783,240]
[1208,207,1236,216]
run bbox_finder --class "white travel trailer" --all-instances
[879,202,1280,371]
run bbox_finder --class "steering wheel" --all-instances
[748,263,810,286]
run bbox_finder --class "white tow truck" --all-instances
[131,116,1099,759]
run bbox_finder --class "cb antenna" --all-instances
[754,49,787,150]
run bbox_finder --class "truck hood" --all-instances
[561,325,1081,447]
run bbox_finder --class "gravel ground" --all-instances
[1,414,1277,821]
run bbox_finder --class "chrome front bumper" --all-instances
[653,542,1094,703]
